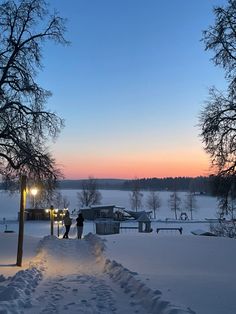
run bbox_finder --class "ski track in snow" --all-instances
[0,234,194,314]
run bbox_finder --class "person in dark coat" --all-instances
[63,211,72,239]
[76,213,84,239]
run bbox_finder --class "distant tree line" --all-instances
[122,176,212,193]
[55,176,212,193]
[0,175,220,195]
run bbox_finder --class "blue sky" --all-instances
[38,0,227,179]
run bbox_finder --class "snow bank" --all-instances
[0,236,50,314]
[85,233,194,314]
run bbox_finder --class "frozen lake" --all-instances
[0,189,220,239]
[0,189,219,220]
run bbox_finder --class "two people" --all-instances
[63,210,84,239]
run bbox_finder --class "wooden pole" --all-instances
[16,175,27,267]
[50,205,54,236]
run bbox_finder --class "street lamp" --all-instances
[30,187,38,208]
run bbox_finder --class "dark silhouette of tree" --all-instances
[210,175,236,219]
[77,177,102,207]
[0,0,68,191]
[52,191,70,210]
[122,177,211,193]
[200,0,236,176]
[146,191,161,219]
[168,191,181,220]
[184,191,197,220]
[129,178,143,211]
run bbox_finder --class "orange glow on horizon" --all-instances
[57,149,212,179]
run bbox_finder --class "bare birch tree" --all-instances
[168,191,181,220]
[184,191,197,220]
[129,179,143,212]
[146,191,161,219]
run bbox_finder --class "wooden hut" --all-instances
[137,213,152,233]
[80,205,116,220]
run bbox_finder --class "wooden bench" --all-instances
[156,227,183,235]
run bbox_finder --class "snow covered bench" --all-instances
[156,227,183,235]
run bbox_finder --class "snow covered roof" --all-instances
[137,213,151,222]
[90,204,115,209]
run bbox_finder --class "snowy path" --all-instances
[23,237,144,314]
[0,234,193,314]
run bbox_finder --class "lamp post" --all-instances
[16,179,39,267]
[16,175,27,267]
[50,205,54,236]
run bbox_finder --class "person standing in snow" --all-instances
[76,213,84,239]
[63,211,72,239]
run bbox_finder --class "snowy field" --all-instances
[0,190,236,314]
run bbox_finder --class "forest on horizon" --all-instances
[57,176,213,194]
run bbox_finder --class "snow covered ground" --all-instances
[0,220,236,314]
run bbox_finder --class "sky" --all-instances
[38,0,228,179]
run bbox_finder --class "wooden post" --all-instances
[50,205,54,236]
[16,175,27,267]
[57,222,60,237]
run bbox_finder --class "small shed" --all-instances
[80,205,116,220]
[137,213,152,233]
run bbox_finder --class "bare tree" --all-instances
[200,0,236,238]
[146,191,161,219]
[200,0,236,176]
[184,191,197,220]
[216,177,236,220]
[129,179,143,212]
[77,177,102,207]
[210,176,236,238]
[52,191,70,209]
[0,0,68,190]
[168,191,181,220]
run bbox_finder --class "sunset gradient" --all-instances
[43,0,227,179]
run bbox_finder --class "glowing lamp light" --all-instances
[30,188,38,196]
